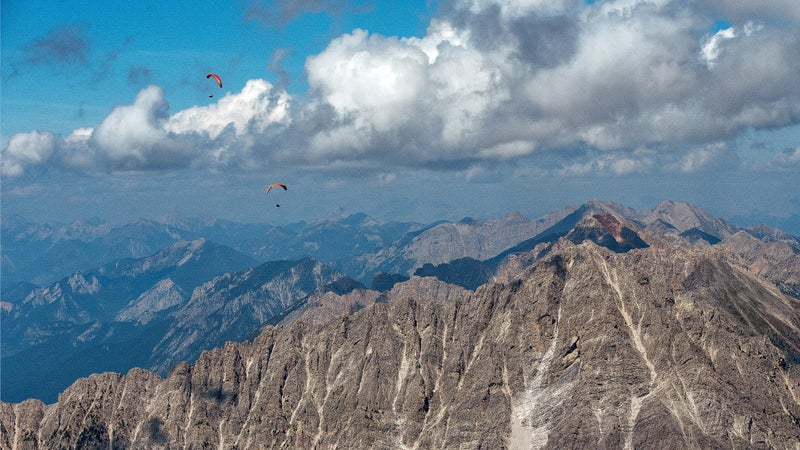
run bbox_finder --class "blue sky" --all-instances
[1,0,432,137]
[2,0,800,232]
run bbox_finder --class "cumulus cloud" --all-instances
[166,79,290,139]
[298,0,799,170]
[307,29,429,130]
[4,0,800,178]
[1,131,57,176]
[302,21,511,164]
[2,81,291,175]
[90,86,171,168]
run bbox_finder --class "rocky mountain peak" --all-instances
[4,200,800,447]
[3,240,798,448]
[568,213,648,253]
[646,200,739,238]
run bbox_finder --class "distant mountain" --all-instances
[337,209,572,284]
[415,201,651,290]
[154,212,276,249]
[406,200,799,301]
[1,217,196,289]
[240,211,422,263]
[4,239,797,448]
[146,257,349,374]
[1,251,347,403]
[1,239,257,356]
[642,199,740,241]
[1,212,419,290]
[730,211,800,237]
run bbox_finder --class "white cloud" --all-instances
[404,20,469,64]
[458,0,579,19]
[2,81,294,175]
[701,26,736,68]
[61,128,95,170]
[166,79,290,139]
[669,142,728,173]
[306,29,429,132]
[89,85,171,169]
[3,1,800,179]
[1,130,56,176]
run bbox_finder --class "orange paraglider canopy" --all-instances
[206,73,222,88]
[264,183,287,195]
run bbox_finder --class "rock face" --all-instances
[3,241,799,449]
[721,227,800,299]
[643,200,740,240]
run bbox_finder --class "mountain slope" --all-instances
[720,226,800,299]
[3,241,798,448]
[416,203,651,290]
[338,209,571,284]
[2,239,360,403]
[642,200,740,241]
[147,257,349,374]
[1,239,257,357]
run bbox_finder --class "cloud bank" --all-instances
[4,0,800,178]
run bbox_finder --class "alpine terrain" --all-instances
[1,200,799,449]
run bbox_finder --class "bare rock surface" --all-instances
[721,228,800,299]
[3,241,799,449]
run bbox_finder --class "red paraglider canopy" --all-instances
[206,73,222,88]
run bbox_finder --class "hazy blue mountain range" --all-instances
[2,200,798,406]
[6,201,797,293]
[1,240,348,402]
[1,217,196,289]
[0,211,420,291]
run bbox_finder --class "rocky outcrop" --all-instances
[279,276,468,328]
[3,241,798,449]
[721,227,800,299]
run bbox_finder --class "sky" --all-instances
[2,0,800,232]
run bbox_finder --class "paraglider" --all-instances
[265,183,287,207]
[206,73,222,97]
[265,183,287,194]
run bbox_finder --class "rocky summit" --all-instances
[2,239,799,449]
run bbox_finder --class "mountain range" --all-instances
[0,211,419,291]
[1,200,799,448]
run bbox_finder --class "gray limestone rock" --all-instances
[2,242,799,449]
